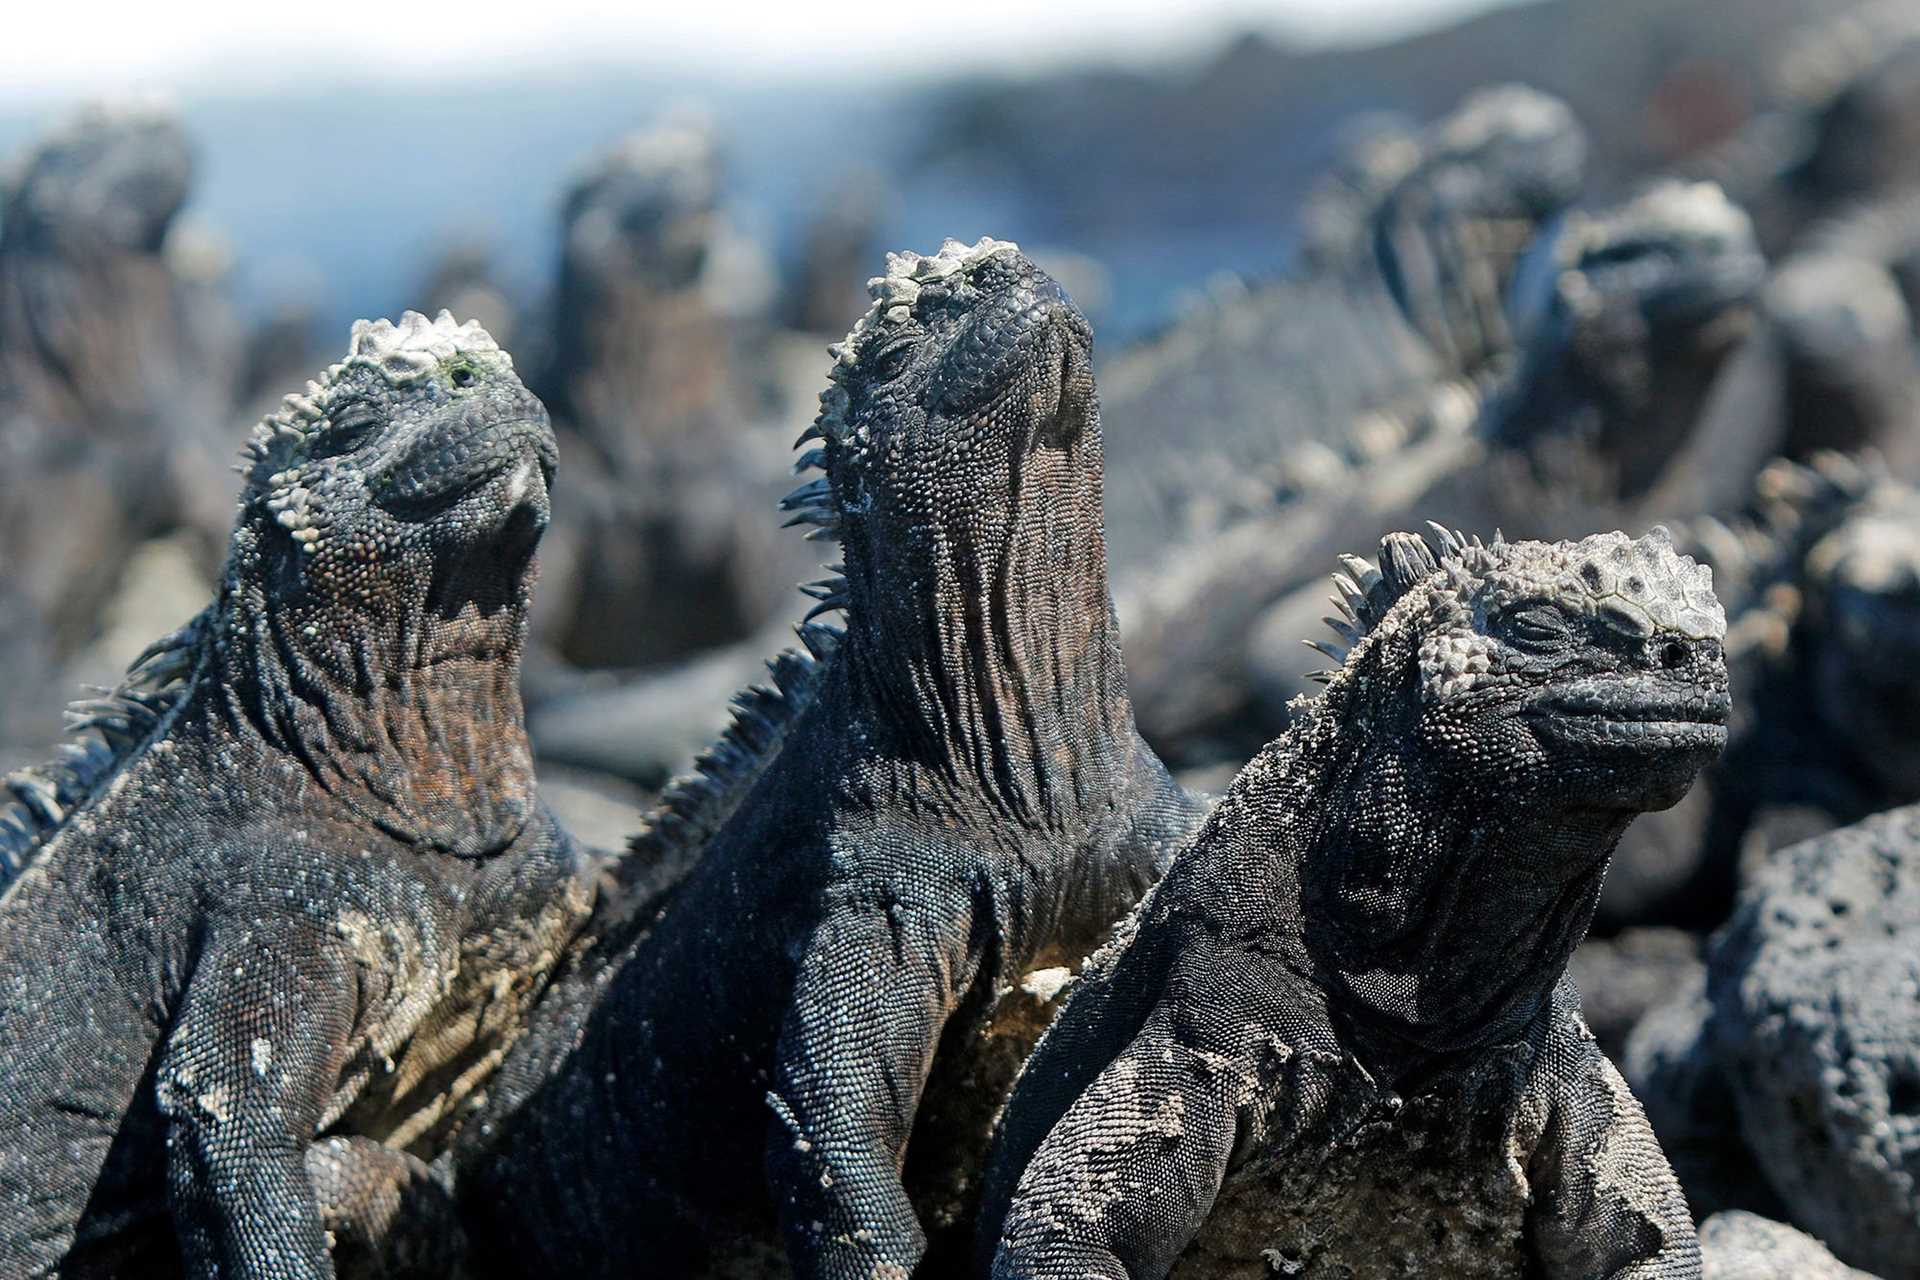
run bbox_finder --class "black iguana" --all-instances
[979,524,1729,1279]
[1691,0,1920,258]
[0,311,592,1278]
[433,238,1211,1279]
[530,116,816,672]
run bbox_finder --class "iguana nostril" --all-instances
[1660,640,1689,669]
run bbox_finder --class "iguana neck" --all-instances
[205,522,539,858]
[840,442,1133,832]
[1241,689,1625,1071]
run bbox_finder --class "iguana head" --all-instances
[1775,462,1920,797]
[1294,524,1728,1048]
[225,311,555,854]
[1316,524,1729,813]
[1373,85,1587,367]
[787,237,1122,819]
[798,236,1098,606]
[1524,180,1761,378]
[239,310,555,583]
[560,117,720,295]
[1495,181,1764,482]
[0,103,205,434]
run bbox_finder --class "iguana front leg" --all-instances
[1527,1039,1702,1279]
[993,1005,1241,1280]
[763,901,977,1280]
[307,1138,466,1279]
[156,926,360,1279]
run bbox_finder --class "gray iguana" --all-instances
[1122,176,1758,769]
[1690,0,1920,257]
[979,524,1729,1279]
[1099,85,1587,581]
[0,104,244,762]
[0,312,591,1278]
[529,117,815,673]
[429,238,1210,1279]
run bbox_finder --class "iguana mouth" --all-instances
[1526,679,1730,748]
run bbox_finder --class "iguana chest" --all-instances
[331,830,596,1154]
[1174,1066,1549,1280]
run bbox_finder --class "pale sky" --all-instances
[0,0,1514,99]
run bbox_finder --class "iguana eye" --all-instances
[870,342,915,384]
[311,402,381,458]
[1502,603,1571,652]
[448,363,478,389]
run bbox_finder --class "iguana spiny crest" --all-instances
[1316,525,1723,670]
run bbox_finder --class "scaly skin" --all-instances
[444,239,1210,1279]
[0,312,592,1278]
[981,525,1729,1279]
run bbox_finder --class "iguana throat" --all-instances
[827,251,1131,831]
[210,504,541,858]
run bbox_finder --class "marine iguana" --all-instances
[442,238,1210,1279]
[0,311,592,1278]
[1100,85,1586,580]
[1487,178,1765,503]
[1122,176,1757,770]
[1691,0,1920,256]
[0,104,244,761]
[529,116,817,673]
[980,524,1729,1279]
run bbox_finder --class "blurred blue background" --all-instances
[0,0,1751,343]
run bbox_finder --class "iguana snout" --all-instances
[374,397,556,522]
